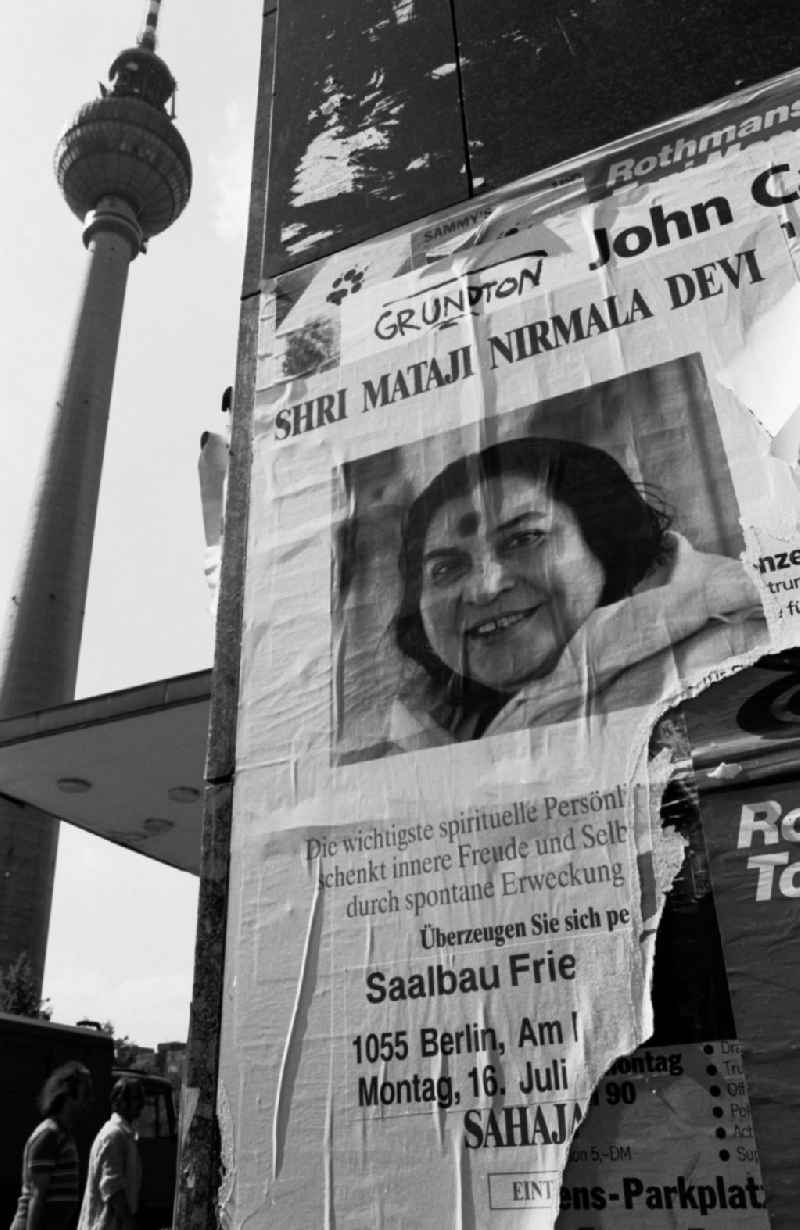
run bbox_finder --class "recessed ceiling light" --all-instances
[143,817,174,835]
[57,777,92,793]
[167,785,201,803]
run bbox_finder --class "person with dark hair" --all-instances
[76,1077,144,1230]
[10,1062,93,1230]
[389,435,766,749]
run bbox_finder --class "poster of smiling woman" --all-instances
[220,71,800,1230]
[333,356,766,764]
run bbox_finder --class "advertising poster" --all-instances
[557,1041,767,1228]
[693,775,800,1228]
[219,69,800,1227]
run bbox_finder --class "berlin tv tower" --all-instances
[0,0,191,991]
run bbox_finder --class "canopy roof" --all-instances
[0,670,211,875]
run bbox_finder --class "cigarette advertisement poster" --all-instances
[692,773,800,1228]
[219,70,800,1227]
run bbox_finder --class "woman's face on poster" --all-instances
[419,472,606,692]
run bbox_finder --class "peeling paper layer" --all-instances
[221,70,800,1227]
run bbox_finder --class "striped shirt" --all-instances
[11,1118,80,1229]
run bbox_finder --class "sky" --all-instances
[0,0,260,1046]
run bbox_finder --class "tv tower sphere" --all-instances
[0,0,192,993]
[55,7,191,244]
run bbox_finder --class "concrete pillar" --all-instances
[0,196,142,990]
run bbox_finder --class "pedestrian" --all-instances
[10,1060,93,1230]
[77,1076,144,1230]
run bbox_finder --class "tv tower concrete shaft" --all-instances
[0,0,191,992]
[0,200,142,989]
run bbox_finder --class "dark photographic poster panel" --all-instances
[694,778,800,1227]
[264,0,467,274]
[454,0,800,193]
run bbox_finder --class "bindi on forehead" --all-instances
[455,510,480,537]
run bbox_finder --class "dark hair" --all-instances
[39,1062,92,1116]
[110,1076,144,1115]
[395,436,671,689]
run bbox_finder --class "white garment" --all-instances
[77,1113,141,1230]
